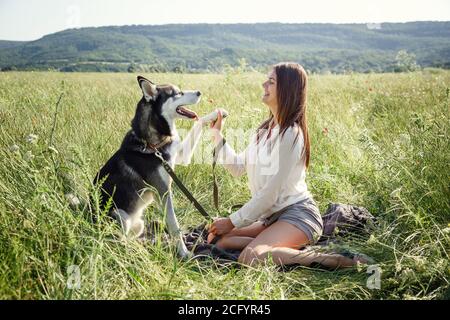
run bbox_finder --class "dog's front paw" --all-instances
[199,108,229,125]
[178,249,193,261]
[177,242,193,260]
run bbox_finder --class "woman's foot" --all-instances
[336,253,374,268]
[352,253,375,265]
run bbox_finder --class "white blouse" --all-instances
[216,123,311,228]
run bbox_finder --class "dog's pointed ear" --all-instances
[137,76,157,102]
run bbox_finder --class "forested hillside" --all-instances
[1,22,449,73]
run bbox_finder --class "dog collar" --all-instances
[130,130,173,154]
[147,135,173,150]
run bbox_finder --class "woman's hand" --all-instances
[207,231,217,244]
[210,109,225,145]
[209,217,234,236]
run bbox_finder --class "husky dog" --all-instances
[94,75,226,258]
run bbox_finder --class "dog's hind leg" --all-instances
[163,191,191,259]
[112,208,144,239]
[111,209,133,236]
[130,216,145,238]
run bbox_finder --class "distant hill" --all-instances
[1,22,449,73]
[0,40,26,49]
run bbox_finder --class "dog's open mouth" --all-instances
[176,106,198,119]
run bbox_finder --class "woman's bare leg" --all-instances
[207,221,267,247]
[215,236,255,250]
[239,221,357,268]
[258,247,358,268]
[224,221,267,238]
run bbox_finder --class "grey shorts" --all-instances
[262,197,323,245]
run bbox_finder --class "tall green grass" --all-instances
[0,70,448,299]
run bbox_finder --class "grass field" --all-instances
[0,70,449,300]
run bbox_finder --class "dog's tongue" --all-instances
[177,106,198,119]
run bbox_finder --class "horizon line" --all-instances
[2,19,449,42]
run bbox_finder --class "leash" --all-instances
[151,144,225,245]
[151,147,213,220]
[212,137,226,214]
[150,137,241,246]
[212,138,244,214]
[148,137,228,221]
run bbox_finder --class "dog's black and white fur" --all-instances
[94,76,224,258]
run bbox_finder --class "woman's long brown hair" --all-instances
[257,62,310,168]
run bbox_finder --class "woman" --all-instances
[208,62,360,268]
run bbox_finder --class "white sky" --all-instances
[1,0,449,41]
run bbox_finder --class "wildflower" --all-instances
[398,133,410,145]
[402,293,419,300]
[367,234,376,245]
[65,193,81,208]
[356,261,364,272]
[24,151,34,161]
[9,144,20,153]
[350,103,361,114]
[413,257,426,272]
[40,193,48,205]
[322,127,329,135]
[26,134,38,144]
[401,268,415,281]
[23,219,33,229]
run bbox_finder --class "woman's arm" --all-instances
[213,133,247,177]
[209,109,247,177]
[229,128,303,229]
[175,109,228,165]
[175,120,203,165]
